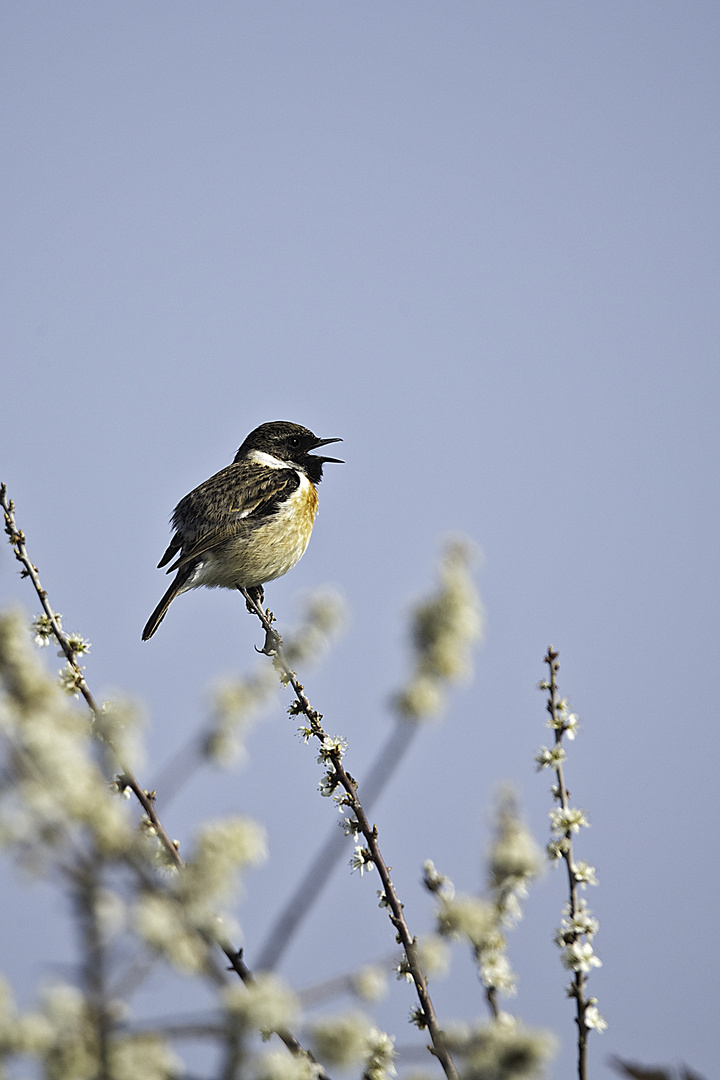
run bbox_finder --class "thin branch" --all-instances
[544,647,590,1080]
[257,720,418,971]
[298,950,396,1008]
[242,587,458,1080]
[125,1018,225,1040]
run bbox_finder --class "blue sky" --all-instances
[2,4,719,1077]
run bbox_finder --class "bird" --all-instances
[142,421,342,640]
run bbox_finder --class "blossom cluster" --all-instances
[310,1012,396,1079]
[393,541,485,720]
[425,793,542,1007]
[0,610,271,1074]
[443,1015,556,1080]
[0,612,132,863]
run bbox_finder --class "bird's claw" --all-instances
[257,626,282,656]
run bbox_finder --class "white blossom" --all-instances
[559,940,602,974]
[350,845,374,875]
[573,860,599,886]
[316,735,347,763]
[318,772,339,797]
[310,1012,373,1067]
[564,712,579,739]
[393,541,484,721]
[363,1027,396,1080]
[584,1003,608,1032]
[549,806,589,834]
[254,1049,320,1080]
[222,974,298,1037]
[31,612,58,647]
[422,859,455,900]
[58,662,84,696]
[417,934,451,978]
[436,895,501,951]
[534,744,566,770]
[352,965,389,1003]
[65,633,91,656]
[479,951,516,996]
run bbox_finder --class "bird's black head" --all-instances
[234,421,343,484]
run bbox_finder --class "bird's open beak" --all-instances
[312,436,344,463]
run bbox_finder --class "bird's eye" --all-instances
[289,436,301,447]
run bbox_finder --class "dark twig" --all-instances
[241,587,458,1080]
[543,647,597,1080]
[257,720,418,971]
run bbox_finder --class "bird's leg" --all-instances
[239,586,283,655]
[243,584,264,612]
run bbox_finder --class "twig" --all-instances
[542,647,600,1080]
[257,720,418,971]
[241,587,458,1080]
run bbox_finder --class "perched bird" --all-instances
[142,421,342,640]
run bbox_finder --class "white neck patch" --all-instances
[247,448,308,476]
[248,449,290,469]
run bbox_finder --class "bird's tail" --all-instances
[142,565,194,641]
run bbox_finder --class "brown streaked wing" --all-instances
[166,462,300,572]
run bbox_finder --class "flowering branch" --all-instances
[256,722,420,973]
[420,798,555,1079]
[0,484,327,1079]
[1,484,180,869]
[536,647,606,1080]
[259,541,484,972]
[241,586,459,1080]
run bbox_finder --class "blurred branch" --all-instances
[610,1058,708,1080]
[74,854,113,1080]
